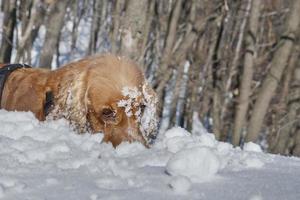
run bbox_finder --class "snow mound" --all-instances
[1,110,300,199]
[244,142,263,152]
[166,147,221,182]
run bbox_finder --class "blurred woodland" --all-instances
[0,0,300,156]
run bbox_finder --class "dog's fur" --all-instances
[0,55,158,147]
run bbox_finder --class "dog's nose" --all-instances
[149,134,157,140]
[146,131,158,145]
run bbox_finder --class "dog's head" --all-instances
[79,55,158,147]
[87,83,158,147]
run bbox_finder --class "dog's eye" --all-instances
[140,104,146,113]
[101,108,115,120]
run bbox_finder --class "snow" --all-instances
[169,176,191,194]
[166,147,221,182]
[117,87,141,117]
[1,110,300,200]
[244,142,263,152]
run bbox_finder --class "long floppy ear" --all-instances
[67,71,89,133]
[139,82,159,144]
[142,82,158,108]
[50,70,89,133]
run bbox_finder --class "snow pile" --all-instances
[166,147,221,182]
[161,127,266,183]
[244,142,263,152]
[162,127,220,182]
[1,110,300,200]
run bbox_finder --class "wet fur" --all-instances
[0,55,157,147]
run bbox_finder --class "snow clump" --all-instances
[243,142,263,152]
[166,146,221,182]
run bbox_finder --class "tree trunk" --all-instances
[111,0,125,54]
[221,0,252,126]
[0,0,17,63]
[14,0,47,63]
[270,46,299,155]
[292,129,300,156]
[211,10,228,140]
[119,0,148,62]
[69,0,87,59]
[169,1,198,127]
[246,0,300,143]
[137,0,155,65]
[87,0,103,55]
[39,0,70,68]
[232,0,261,146]
[155,0,182,94]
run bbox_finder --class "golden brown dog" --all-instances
[0,55,158,147]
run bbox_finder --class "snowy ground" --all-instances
[0,110,300,200]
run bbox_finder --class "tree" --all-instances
[246,0,300,143]
[39,0,71,68]
[14,0,48,64]
[118,0,148,62]
[232,0,261,146]
[0,0,17,63]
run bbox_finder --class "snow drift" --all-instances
[0,110,300,200]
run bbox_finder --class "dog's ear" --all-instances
[50,70,89,133]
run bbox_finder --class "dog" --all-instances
[0,55,158,147]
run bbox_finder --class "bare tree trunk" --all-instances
[246,0,300,143]
[19,0,33,34]
[210,7,228,140]
[19,0,37,59]
[155,0,182,95]
[286,53,300,156]
[39,0,70,68]
[176,62,190,126]
[87,0,103,55]
[270,46,299,154]
[292,129,300,156]
[111,0,125,54]
[119,0,148,62]
[198,26,218,123]
[169,61,185,127]
[221,0,252,125]
[14,0,47,63]
[232,0,261,146]
[0,0,17,63]
[138,0,155,65]
[186,62,200,131]
[69,0,87,58]
[168,1,197,127]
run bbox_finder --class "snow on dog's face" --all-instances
[87,84,158,147]
[85,55,158,147]
[117,85,158,146]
